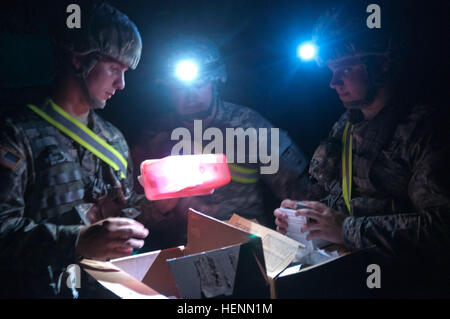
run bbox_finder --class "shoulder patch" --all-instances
[0,145,22,170]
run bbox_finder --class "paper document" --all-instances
[280,207,331,249]
[228,214,305,278]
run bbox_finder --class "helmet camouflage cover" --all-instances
[56,2,142,70]
[312,5,391,66]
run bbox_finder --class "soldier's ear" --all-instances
[71,53,84,71]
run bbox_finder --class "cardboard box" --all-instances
[80,209,271,298]
[80,209,387,299]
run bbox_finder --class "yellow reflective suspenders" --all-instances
[27,99,128,179]
[341,122,354,216]
[228,163,259,184]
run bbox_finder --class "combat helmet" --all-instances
[54,3,142,107]
[56,2,142,72]
[312,5,391,67]
[158,35,227,85]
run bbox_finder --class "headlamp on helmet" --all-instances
[297,42,318,61]
[159,36,227,86]
[175,60,199,82]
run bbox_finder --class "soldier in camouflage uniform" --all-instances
[274,6,450,296]
[132,36,309,250]
[0,3,149,298]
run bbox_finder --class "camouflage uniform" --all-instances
[132,99,309,249]
[289,4,450,296]
[306,101,450,259]
[0,101,140,298]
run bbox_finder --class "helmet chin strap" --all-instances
[74,53,106,110]
[80,77,106,109]
[343,83,380,123]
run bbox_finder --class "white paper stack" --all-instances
[280,207,314,251]
[280,207,331,251]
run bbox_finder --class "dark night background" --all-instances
[0,0,448,157]
[0,0,449,301]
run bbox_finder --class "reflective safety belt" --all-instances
[341,122,354,216]
[228,163,259,184]
[27,99,128,179]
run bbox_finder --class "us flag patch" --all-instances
[0,146,21,170]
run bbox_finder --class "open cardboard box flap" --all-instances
[272,246,380,298]
[80,208,264,298]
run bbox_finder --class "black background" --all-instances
[0,0,449,302]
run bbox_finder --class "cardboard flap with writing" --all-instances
[167,236,270,299]
[167,244,241,299]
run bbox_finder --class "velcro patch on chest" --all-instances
[0,145,22,170]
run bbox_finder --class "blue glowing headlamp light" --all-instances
[175,60,199,82]
[297,42,318,61]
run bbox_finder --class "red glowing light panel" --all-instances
[140,154,231,200]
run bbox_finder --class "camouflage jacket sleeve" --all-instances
[124,152,146,216]
[342,112,450,257]
[94,115,145,219]
[0,119,82,272]
[117,146,145,217]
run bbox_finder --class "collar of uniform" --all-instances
[350,99,406,149]
[345,99,398,130]
[346,109,365,124]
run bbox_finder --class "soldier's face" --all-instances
[327,57,370,109]
[85,57,129,109]
[170,82,213,116]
